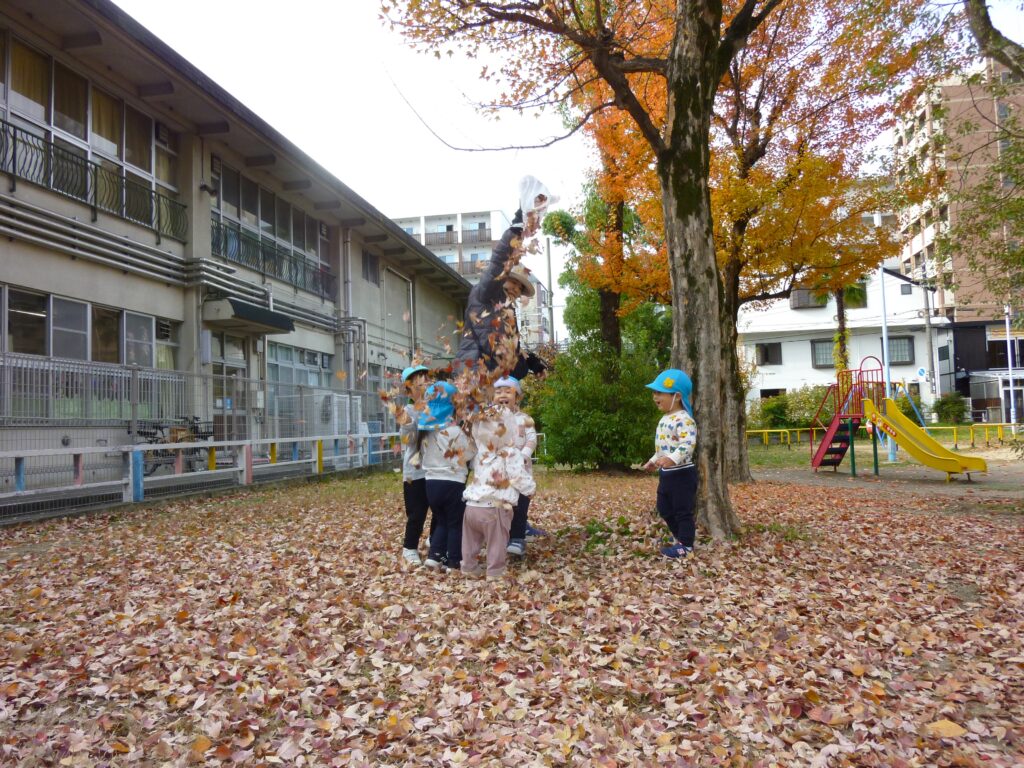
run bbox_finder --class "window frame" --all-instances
[755,342,782,366]
[884,335,915,366]
[810,339,835,369]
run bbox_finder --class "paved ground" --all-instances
[754,444,1024,505]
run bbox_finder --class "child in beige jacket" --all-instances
[461,405,536,580]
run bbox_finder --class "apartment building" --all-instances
[893,59,1022,421]
[738,266,953,413]
[393,209,553,346]
[0,0,470,474]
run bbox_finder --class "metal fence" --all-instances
[0,352,401,520]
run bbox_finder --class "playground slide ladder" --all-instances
[812,413,861,470]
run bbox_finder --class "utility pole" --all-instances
[921,269,936,396]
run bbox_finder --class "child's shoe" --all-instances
[402,548,422,565]
[525,524,548,537]
[660,543,694,559]
[423,557,443,570]
[506,539,526,556]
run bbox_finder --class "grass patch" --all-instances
[745,521,812,542]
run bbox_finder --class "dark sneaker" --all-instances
[525,525,548,538]
[506,539,526,556]
[660,543,694,559]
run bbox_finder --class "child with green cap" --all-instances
[396,365,432,565]
[643,368,698,559]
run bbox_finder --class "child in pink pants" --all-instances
[461,405,536,580]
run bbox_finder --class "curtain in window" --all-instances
[10,41,49,121]
[54,64,87,139]
[155,146,177,187]
[125,106,152,172]
[91,89,122,157]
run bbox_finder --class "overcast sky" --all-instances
[110,1,1022,341]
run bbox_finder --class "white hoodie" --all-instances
[463,407,536,507]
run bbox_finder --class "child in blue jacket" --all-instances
[418,382,476,570]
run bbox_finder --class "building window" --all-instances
[900,284,913,295]
[10,40,50,122]
[885,336,915,366]
[53,63,87,140]
[91,306,121,363]
[125,312,154,367]
[811,339,834,368]
[362,251,380,285]
[51,297,88,360]
[755,342,782,366]
[8,290,49,355]
[790,289,827,309]
[760,388,786,399]
[156,319,179,370]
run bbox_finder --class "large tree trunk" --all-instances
[721,257,752,483]
[660,22,741,540]
[834,289,849,370]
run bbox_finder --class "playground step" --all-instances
[818,458,843,467]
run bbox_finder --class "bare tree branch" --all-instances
[964,0,1024,79]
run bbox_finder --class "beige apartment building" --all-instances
[894,59,1022,420]
[0,0,471,497]
[393,209,554,347]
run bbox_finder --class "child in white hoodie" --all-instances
[419,382,476,570]
[461,405,536,580]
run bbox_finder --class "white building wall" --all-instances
[738,267,950,409]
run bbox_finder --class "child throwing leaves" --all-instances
[643,369,698,559]
[419,382,476,571]
[396,365,432,565]
[461,405,536,580]
[492,376,539,557]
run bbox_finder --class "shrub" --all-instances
[785,385,832,427]
[895,392,927,424]
[933,391,968,424]
[531,342,659,469]
[746,385,832,429]
[758,396,790,429]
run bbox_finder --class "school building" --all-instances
[0,0,471,513]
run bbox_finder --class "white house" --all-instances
[737,266,953,412]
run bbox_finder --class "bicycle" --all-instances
[136,417,214,476]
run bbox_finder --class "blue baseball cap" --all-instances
[418,381,457,430]
[401,365,429,383]
[646,369,692,414]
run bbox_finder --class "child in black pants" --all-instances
[418,382,476,570]
[643,369,698,559]
[397,365,431,565]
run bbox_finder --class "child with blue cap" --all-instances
[492,376,541,556]
[418,382,476,570]
[396,365,432,565]
[643,368,698,558]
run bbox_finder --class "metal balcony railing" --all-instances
[211,219,338,298]
[454,260,486,276]
[0,118,188,242]
[461,227,492,243]
[424,230,458,246]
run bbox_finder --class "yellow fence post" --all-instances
[316,440,324,474]
[270,442,277,464]
[207,445,217,471]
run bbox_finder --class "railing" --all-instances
[454,260,486,276]
[461,227,492,243]
[424,230,458,246]
[211,219,338,298]
[0,117,188,242]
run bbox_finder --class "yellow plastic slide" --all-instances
[863,399,987,479]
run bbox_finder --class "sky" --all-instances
[109,0,591,340]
